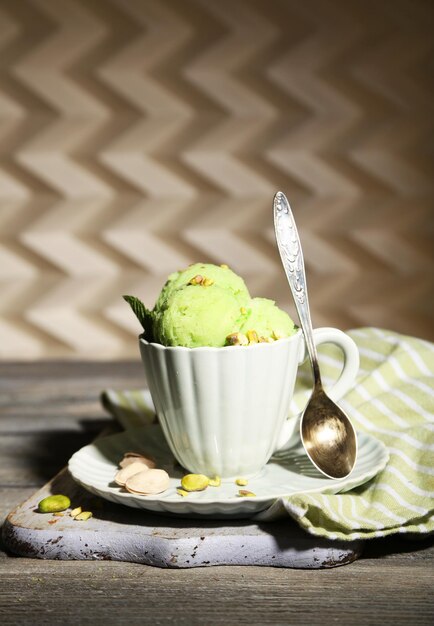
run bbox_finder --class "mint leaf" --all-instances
[123,295,154,339]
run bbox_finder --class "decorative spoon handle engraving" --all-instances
[273,191,321,383]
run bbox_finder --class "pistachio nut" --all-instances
[38,495,71,514]
[176,488,189,497]
[181,474,210,492]
[115,461,150,486]
[202,277,214,287]
[125,469,170,495]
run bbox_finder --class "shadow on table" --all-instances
[18,418,113,484]
[362,533,434,559]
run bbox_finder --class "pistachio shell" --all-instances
[115,461,150,486]
[181,474,210,492]
[119,453,156,469]
[125,469,170,495]
[38,495,71,513]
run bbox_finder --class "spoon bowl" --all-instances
[274,191,358,479]
[301,384,357,479]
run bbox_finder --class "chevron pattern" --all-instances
[0,0,433,358]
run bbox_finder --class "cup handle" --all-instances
[275,327,359,451]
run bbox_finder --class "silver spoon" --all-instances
[273,191,357,479]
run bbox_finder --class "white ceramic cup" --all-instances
[139,327,359,479]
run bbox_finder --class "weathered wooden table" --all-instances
[1,361,433,625]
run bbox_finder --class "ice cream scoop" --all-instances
[154,283,249,348]
[124,262,296,348]
[155,263,250,312]
[239,297,295,341]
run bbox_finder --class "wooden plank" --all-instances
[1,558,433,625]
[0,361,143,434]
[0,489,35,518]
[0,361,142,381]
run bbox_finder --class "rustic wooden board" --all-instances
[3,467,362,569]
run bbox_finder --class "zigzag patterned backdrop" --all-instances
[0,0,433,358]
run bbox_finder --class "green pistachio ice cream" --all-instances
[154,263,250,312]
[125,263,297,348]
[154,284,247,348]
[239,297,295,340]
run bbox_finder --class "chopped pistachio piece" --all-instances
[70,506,82,518]
[202,277,214,287]
[238,490,256,497]
[246,330,258,344]
[208,476,221,487]
[225,332,248,346]
[235,478,248,486]
[74,511,93,521]
[240,307,247,315]
[220,264,229,269]
[189,274,204,285]
[176,488,189,497]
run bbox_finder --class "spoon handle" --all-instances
[273,191,321,384]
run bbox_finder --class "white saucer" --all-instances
[68,424,389,519]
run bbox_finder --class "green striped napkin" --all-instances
[101,327,434,540]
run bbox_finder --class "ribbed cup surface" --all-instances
[140,334,303,478]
